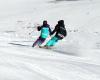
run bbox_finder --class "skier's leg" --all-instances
[32,37,41,47]
[50,36,59,46]
[46,38,54,46]
[46,36,58,46]
[38,37,45,46]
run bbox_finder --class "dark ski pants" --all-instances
[32,36,45,47]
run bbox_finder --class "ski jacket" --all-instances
[37,24,52,39]
[51,21,67,39]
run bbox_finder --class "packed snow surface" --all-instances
[0,0,100,80]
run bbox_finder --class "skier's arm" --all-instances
[37,26,42,31]
[64,30,67,37]
[51,25,58,35]
[48,26,52,36]
[64,27,67,37]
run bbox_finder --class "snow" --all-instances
[0,0,100,80]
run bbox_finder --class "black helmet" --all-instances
[58,20,64,25]
[43,20,47,25]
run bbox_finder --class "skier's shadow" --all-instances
[9,43,30,47]
[53,49,79,56]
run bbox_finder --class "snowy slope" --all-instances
[0,0,100,80]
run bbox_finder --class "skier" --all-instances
[44,20,67,48]
[32,20,51,47]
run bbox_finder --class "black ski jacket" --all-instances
[51,21,67,39]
